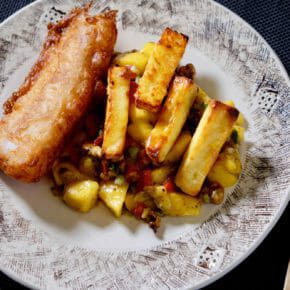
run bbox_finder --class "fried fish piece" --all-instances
[0,5,117,182]
[175,100,239,196]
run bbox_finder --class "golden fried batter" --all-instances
[0,5,117,182]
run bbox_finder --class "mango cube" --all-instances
[63,180,99,213]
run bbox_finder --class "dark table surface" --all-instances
[0,1,289,289]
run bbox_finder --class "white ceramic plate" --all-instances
[0,0,289,289]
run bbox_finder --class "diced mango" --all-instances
[151,166,174,184]
[114,52,148,75]
[129,103,157,124]
[99,182,129,217]
[125,191,155,212]
[224,100,235,107]
[197,87,211,105]
[141,42,156,57]
[225,158,239,174]
[224,100,244,126]
[63,180,99,213]
[208,148,242,188]
[236,112,244,126]
[234,125,245,142]
[164,131,191,163]
[144,186,201,216]
[127,121,153,145]
[208,164,238,188]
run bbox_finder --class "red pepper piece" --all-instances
[136,169,153,192]
[163,176,176,192]
[138,149,151,167]
[132,202,147,219]
[125,162,140,183]
[93,133,103,146]
[129,81,138,103]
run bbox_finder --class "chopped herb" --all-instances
[109,163,118,172]
[97,128,103,137]
[128,146,139,160]
[114,175,125,185]
[202,194,210,203]
[231,129,239,144]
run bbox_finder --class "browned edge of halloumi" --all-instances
[135,28,188,112]
[145,76,197,163]
[175,100,239,196]
[102,66,135,160]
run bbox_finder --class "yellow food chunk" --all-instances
[224,100,244,126]
[208,164,238,188]
[234,125,245,142]
[196,87,211,105]
[99,182,129,217]
[175,100,239,196]
[129,102,157,124]
[125,192,155,212]
[151,166,174,184]
[127,122,153,145]
[146,76,197,163]
[141,42,156,57]
[164,131,191,163]
[208,148,242,188]
[236,113,244,126]
[79,156,95,177]
[52,161,86,186]
[144,186,201,216]
[224,100,235,107]
[63,180,99,213]
[114,52,148,75]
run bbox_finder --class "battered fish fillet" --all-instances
[0,5,117,182]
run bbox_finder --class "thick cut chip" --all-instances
[175,100,239,196]
[102,66,134,160]
[135,28,188,112]
[146,77,197,163]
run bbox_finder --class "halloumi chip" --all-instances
[146,77,197,163]
[102,66,134,160]
[175,100,239,196]
[135,28,188,112]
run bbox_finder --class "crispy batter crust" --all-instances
[0,6,117,182]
